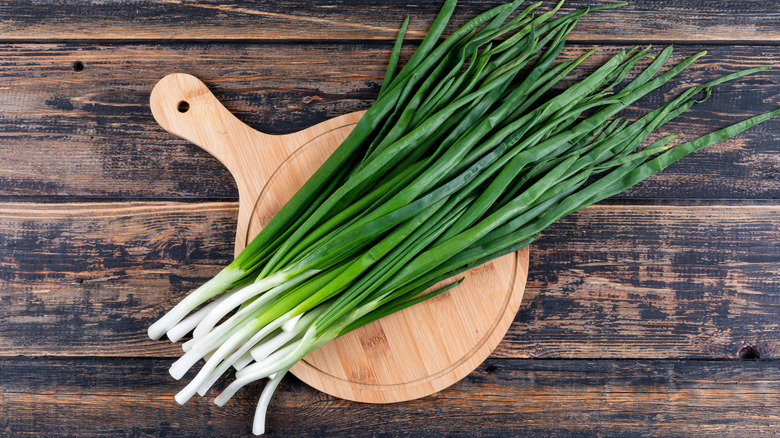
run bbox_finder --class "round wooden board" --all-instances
[150,73,529,404]
[245,128,529,403]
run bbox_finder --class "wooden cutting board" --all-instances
[149,73,529,404]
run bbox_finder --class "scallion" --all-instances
[149,1,779,434]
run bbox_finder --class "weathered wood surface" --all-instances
[1,202,776,359]
[1,1,779,43]
[1,0,779,435]
[1,358,777,437]
[1,43,778,200]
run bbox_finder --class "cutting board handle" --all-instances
[149,73,279,187]
[150,73,363,252]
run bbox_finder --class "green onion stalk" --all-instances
[148,0,779,434]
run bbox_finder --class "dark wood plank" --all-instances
[1,357,777,437]
[0,202,777,359]
[499,205,780,360]
[1,43,778,200]
[0,1,778,43]
[0,202,237,357]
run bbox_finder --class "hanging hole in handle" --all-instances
[177,101,190,113]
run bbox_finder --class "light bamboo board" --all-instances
[150,73,529,403]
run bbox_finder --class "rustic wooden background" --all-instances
[1,1,779,436]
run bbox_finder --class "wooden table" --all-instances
[1,1,778,436]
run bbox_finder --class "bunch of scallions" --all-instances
[148,0,779,434]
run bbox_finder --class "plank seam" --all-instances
[0,38,779,46]
[0,356,775,363]
[0,197,777,206]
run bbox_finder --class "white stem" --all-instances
[165,287,238,342]
[281,313,302,332]
[233,351,255,371]
[236,328,315,380]
[196,369,224,398]
[192,269,312,340]
[175,319,261,404]
[253,369,288,435]
[193,313,292,397]
[218,339,306,406]
[169,348,204,380]
[196,318,245,354]
[237,342,298,381]
[148,266,244,340]
[171,316,246,379]
[249,330,298,364]
[191,281,286,354]
[249,307,326,363]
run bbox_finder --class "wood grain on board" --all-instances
[1,358,777,437]
[0,202,776,359]
[1,44,778,201]
[0,0,778,43]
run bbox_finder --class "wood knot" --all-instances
[302,95,323,104]
[738,345,760,360]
